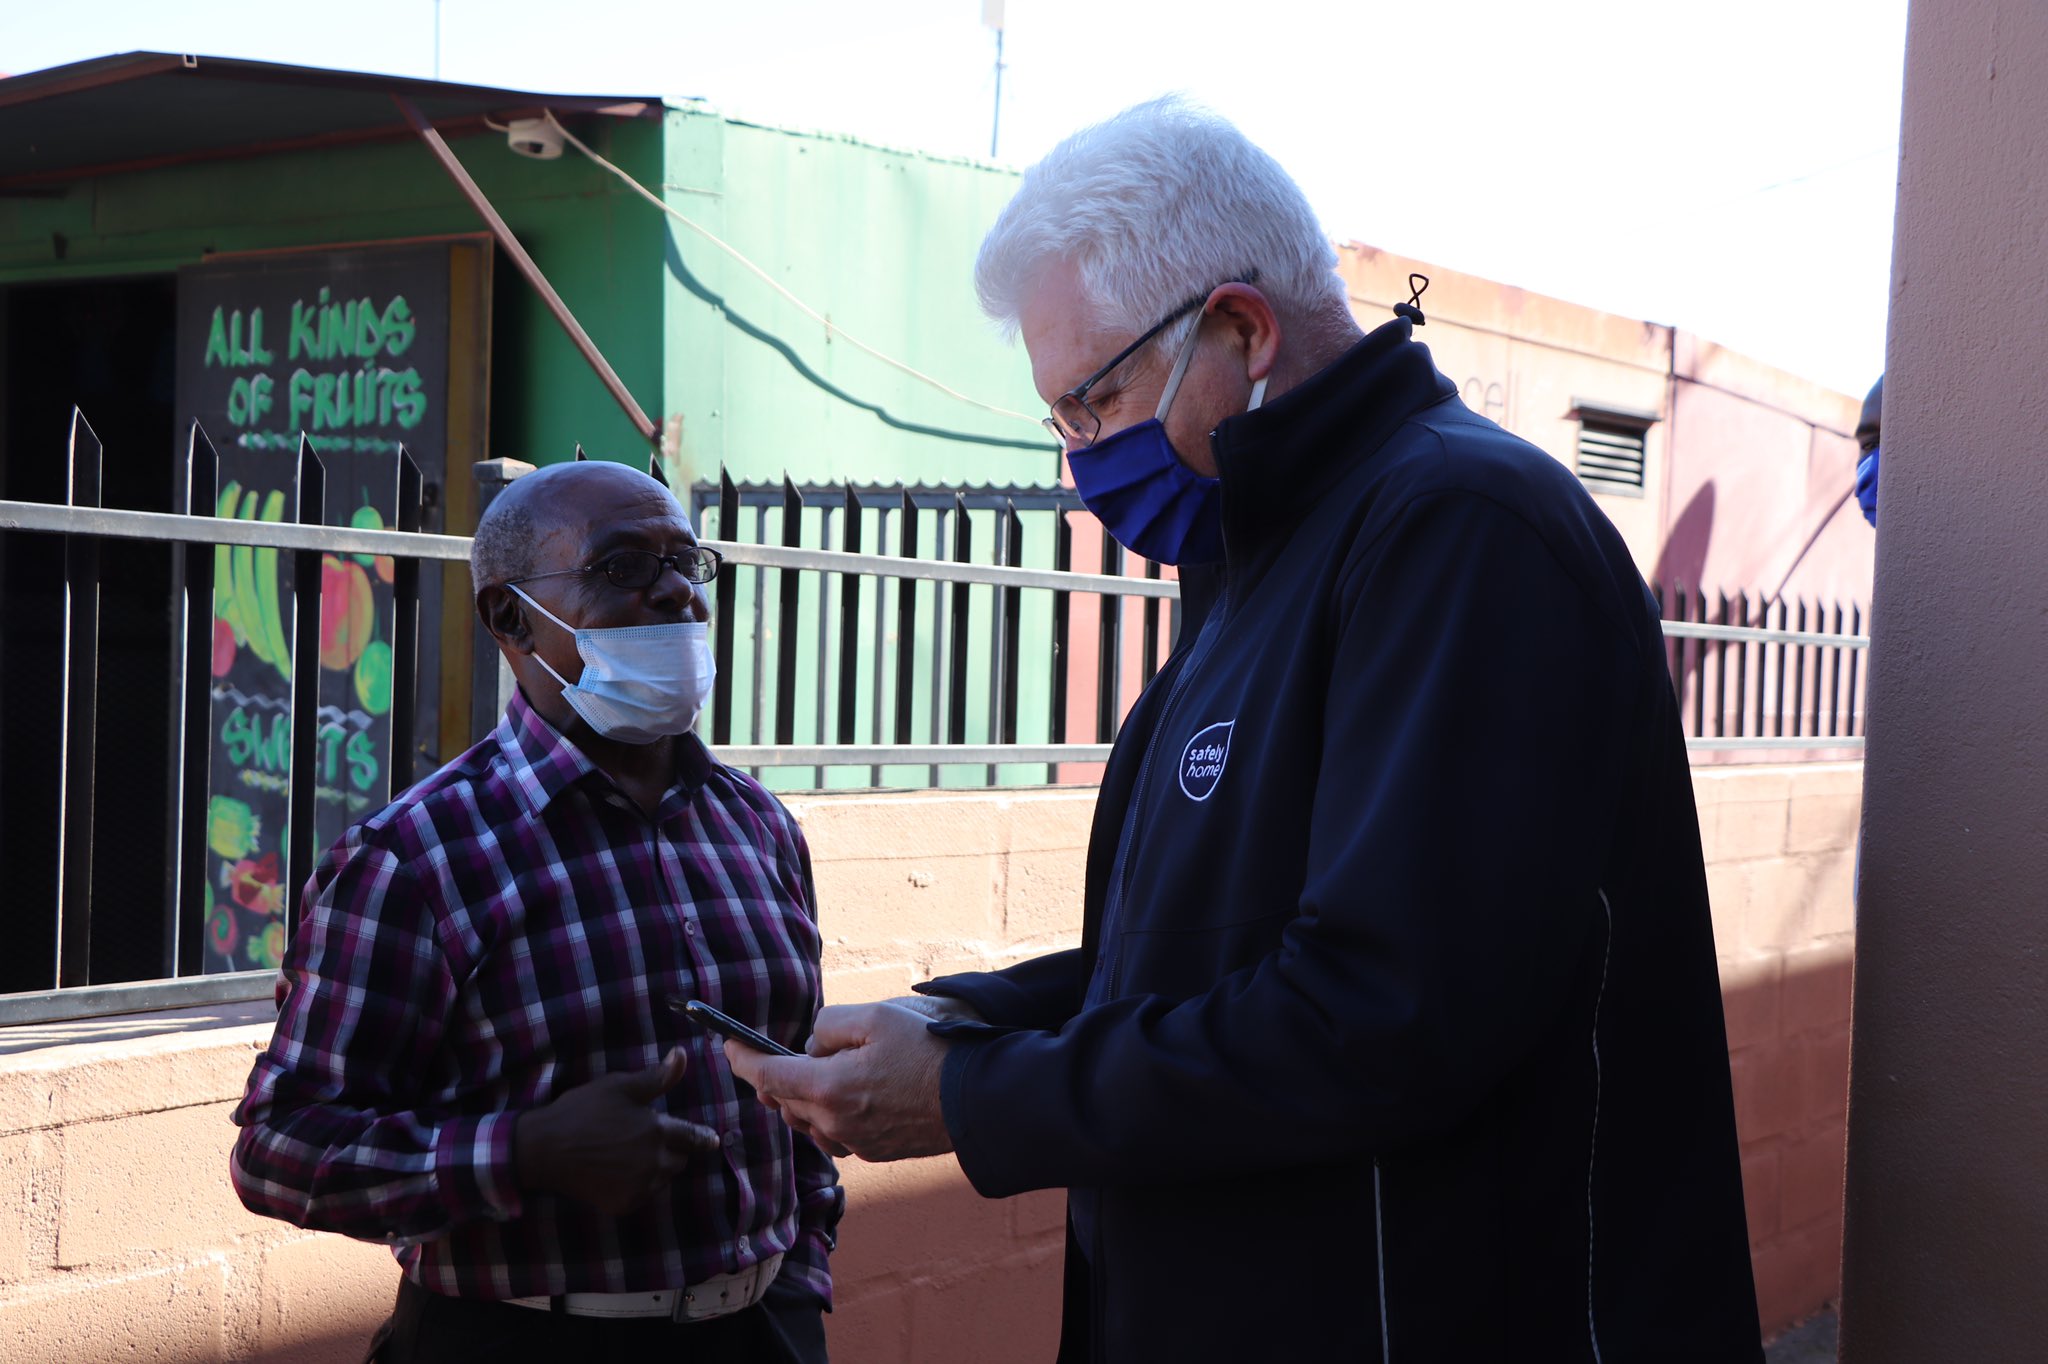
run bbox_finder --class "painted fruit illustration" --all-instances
[205,882,238,958]
[319,554,376,670]
[250,921,286,970]
[354,639,394,716]
[211,482,292,683]
[349,503,397,585]
[228,852,286,916]
[207,796,260,861]
[211,617,237,677]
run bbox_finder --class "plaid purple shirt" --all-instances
[230,690,842,1304]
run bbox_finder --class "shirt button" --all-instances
[684,919,699,936]
[738,1236,750,1254]
[722,1130,739,1148]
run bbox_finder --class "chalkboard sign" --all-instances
[174,237,491,973]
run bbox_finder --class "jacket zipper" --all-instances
[1586,889,1614,1364]
[1374,1159,1392,1360]
[1089,584,1230,1002]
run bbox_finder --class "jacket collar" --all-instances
[1207,316,1456,552]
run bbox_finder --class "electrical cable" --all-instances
[541,110,1045,432]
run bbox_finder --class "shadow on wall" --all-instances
[22,1172,1066,1364]
[3,951,1850,1364]
[1655,478,1716,597]
[1719,939,1853,1337]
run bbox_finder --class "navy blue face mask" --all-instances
[1065,319,1267,566]
[1855,445,1880,527]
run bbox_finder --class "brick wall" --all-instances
[1697,763,1860,1335]
[0,772,1856,1360]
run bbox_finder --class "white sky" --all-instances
[8,0,1908,395]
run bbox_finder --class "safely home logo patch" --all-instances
[1178,720,1234,802]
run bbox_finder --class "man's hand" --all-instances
[725,1002,953,1163]
[872,987,983,1019]
[514,1048,721,1215]
[810,992,981,1047]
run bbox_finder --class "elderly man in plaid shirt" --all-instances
[231,459,841,1364]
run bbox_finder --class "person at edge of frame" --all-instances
[230,458,840,1364]
[727,96,1765,1364]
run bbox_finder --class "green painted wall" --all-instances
[0,96,1069,792]
[656,107,1055,493]
[0,116,672,487]
[0,102,1055,493]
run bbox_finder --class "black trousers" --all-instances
[369,1273,829,1364]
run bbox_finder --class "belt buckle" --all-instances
[673,1253,779,1323]
[675,1265,747,1323]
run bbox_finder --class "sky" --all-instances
[7,0,1909,395]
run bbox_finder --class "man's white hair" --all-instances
[976,96,1345,357]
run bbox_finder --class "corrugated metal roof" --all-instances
[0,51,658,189]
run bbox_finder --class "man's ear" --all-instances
[476,585,536,654]
[1207,283,1282,384]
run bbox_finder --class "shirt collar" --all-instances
[494,688,715,819]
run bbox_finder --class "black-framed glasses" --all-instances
[507,546,724,592]
[1043,271,1259,449]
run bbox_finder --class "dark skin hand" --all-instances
[513,1048,722,1216]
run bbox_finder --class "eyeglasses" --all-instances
[507,546,724,592]
[1043,272,1259,449]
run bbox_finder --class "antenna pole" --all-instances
[991,26,1005,159]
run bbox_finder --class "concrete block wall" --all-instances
[0,788,1093,1364]
[1696,762,1861,1336]
[0,773,1856,1360]
[785,789,1091,1363]
[0,1017,398,1363]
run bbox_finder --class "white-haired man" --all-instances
[731,98,1762,1362]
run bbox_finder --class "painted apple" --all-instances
[211,617,237,677]
[350,505,397,584]
[319,553,376,671]
[355,639,394,716]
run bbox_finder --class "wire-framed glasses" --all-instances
[507,546,724,592]
[1042,272,1258,449]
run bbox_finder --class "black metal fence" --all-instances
[690,473,1178,790]
[0,426,1867,1023]
[0,412,451,1022]
[1655,582,1868,751]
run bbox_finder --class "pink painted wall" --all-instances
[1340,245,1875,615]
[1664,332,1870,610]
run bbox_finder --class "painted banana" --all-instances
[254,490,292,678]
[214,480,244,643]
[232,490,274,673]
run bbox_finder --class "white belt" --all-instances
[505,1252,782,1323]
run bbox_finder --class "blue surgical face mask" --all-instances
[509,584,716,744]
[1855,445,1880,527]
[1065,319,1267,566]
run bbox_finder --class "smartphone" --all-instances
[669,996,800,1057]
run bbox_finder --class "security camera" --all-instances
[504,117,563,160]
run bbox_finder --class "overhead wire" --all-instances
[541,110,1044,431]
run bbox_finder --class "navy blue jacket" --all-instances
[920,319,1762,1362]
